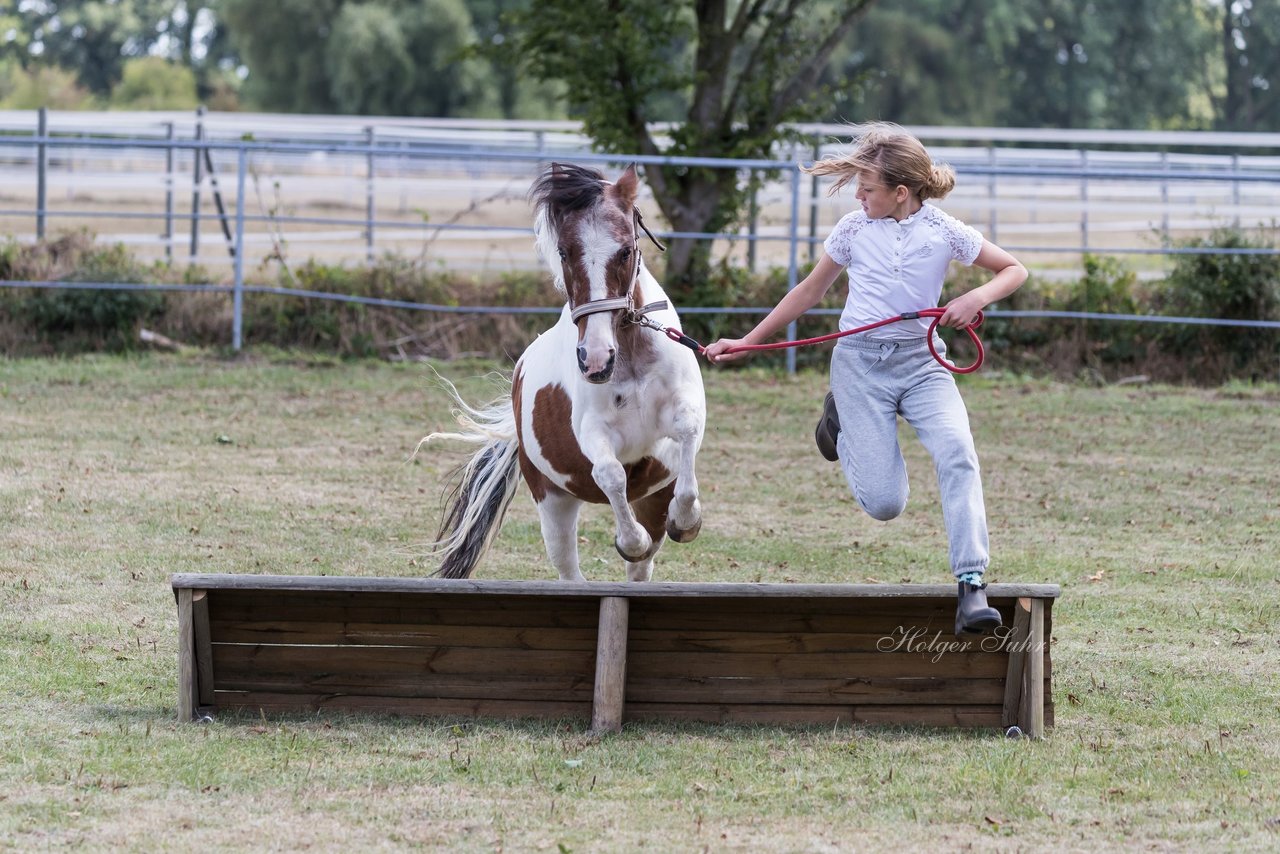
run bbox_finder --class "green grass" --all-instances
[1,352,1278,850]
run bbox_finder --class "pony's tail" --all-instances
[419,377,522,579]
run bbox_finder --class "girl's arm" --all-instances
[938,240,1028,328]
[704,253,846,363]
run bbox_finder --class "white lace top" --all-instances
[823,203,984,339]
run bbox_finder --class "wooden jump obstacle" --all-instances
[171,574,1059,737]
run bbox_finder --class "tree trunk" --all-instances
[649,166,744,303]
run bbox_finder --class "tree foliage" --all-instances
[218,0,544,118]
[3,2,228,97]
[1212,0,1280,130]
[110,56,199,110]
[500,0,876,297]
[835,0,1222,129]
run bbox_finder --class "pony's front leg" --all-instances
[626,484,676,582]
[665,413,703,544]
[591,456,654,563]
[535,490,587,582]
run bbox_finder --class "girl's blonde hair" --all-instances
[802,122,955,201]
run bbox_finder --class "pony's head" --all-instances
[531,163,648,384]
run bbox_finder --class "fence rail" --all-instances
[3,109,1280,365]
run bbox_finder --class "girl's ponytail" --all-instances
[920,164,956,201]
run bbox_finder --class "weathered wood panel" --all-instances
[173,574,1058,735]
[217,691,591,720]
[209,620,598,650]
[211,643,596,680]
[214,673,594,702]
[625,676,1007,706]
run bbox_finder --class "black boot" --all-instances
[814,392,840,462]
[955,580,1002,636]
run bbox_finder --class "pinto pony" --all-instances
[425,163,706,582]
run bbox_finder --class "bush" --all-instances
[1062,254,1147,369]
[0,232,1274,383]
[1,234,162,353]
[1157,226,1280,380]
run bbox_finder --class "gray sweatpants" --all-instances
[830,335,990,578]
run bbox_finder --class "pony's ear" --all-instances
[613,164,639,206]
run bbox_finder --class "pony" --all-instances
[424,163,706,582]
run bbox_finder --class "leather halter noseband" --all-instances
[567,207,667,325]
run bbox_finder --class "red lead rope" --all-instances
[664,308,986,375]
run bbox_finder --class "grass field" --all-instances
[1,352,1278,851]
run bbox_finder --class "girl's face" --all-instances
[854,171,911,220]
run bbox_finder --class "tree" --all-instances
[110,56,199,109]
[0,63,94,109]
[217,0,344,113]
[219,0,497,117]
[3,1,228,99]
[500,0,877,298]
[1211,0,1280,131]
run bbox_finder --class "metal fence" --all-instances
[2,109,1280,368]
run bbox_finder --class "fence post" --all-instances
[164,122,175,260]
[233,146,247,351]
[785,165,802,375]
[190,106,205,259]
[808,135,821,264]
[365,125,376,264]
[1079,149,1088,253]
[987,145,998,242]
[1231,152,1241,228]
[747,168,758,272]
[36,107,47,241]
[1160,150,1169,237]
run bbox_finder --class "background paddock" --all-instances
[1,355,1277,849]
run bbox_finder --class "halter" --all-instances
[566,207,668,326]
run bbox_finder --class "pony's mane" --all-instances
[529,163,607,237]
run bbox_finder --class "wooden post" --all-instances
[1020,598,1047,739]
[177,588,195,722]
[192,590,215,708]
[591,597,629,733]
[1001,598,1032,728]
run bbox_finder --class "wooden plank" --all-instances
[216,691,590,721]
[628,605,1018,635]
[1021,598,1047,738]
[626,650,1009,680]
[1001,598,1032,728]
[211,643,596,680]
[192,590,215,707]
[626,676,1006,706]
[176,587,195,722]
[853,704,1005,728]
[622,702,1004,728]
[207,591,601,629]
[209,620,598,650]
[591,597,629,733]
[172,573,1060,601]
[627,624,1025,653]
[211,673,594,702]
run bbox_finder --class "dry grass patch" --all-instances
[1,353,1278,850]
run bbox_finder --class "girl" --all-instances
[704,123,1027,636]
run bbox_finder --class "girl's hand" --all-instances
[703,338,752,364]
[939,293,986,328]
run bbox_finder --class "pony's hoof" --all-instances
[666,518,701,543]
[614,536,656,563]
